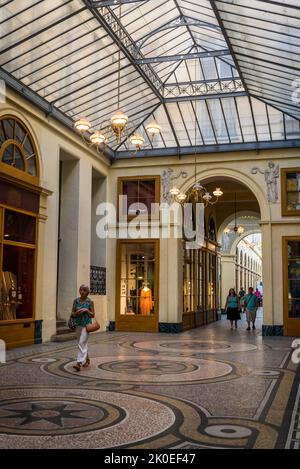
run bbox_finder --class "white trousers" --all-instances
[76,326,89,364]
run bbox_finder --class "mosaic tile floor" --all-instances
[0,311,299,449]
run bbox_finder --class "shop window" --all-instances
[0,180,39,213]
[0,116,38,177]
[118,176,160,219]
[1,245,35,320]
[119,243,156,316]
[183,249,194,313]
[4,210,36,244]
[183,246,210,314]
[287,241,300,319]
[0,208,37,322]
[281,168,300,216]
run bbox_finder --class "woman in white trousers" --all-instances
[71,285,95,372]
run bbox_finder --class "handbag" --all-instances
[68,315,76,331]
[86,319,100,333]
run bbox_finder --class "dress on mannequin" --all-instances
[140,286,152,315]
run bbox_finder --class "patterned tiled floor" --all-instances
[0,312,299,449]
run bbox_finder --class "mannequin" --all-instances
[140,284,152,315]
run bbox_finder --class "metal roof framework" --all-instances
[0,0,299,159]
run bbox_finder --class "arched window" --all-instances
[0,116,39,178]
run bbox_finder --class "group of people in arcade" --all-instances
[225,286,263,331]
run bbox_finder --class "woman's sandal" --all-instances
[82,357,90,368]
[73,362,82,372]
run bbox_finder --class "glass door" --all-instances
[283,238,300,336]
[116,240,159,332]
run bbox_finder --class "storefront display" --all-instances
[0,115,39,348]
[0,210,36,322]
[183,241,218,331]
[140,285,152,316]
[283,238,300,336]
[116,240,159,332]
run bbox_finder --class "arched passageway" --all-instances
[181,175,264,331]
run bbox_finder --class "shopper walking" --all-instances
[255,288,262,307]
[238,287,246,313]
[244,287,259,331]
[225,288,241,330]
[71,285,95,372]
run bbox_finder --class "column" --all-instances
[221,254,236,310]
[90,173,108,329]
[57,158,92,321]
[261,223,273,329]
[159,238,183,332]
[77,158,92,287]
[36,137,60,342]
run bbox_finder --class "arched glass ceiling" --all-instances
[0,0,299,158]
[213,0,300,119]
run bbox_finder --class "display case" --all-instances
[183,241,218,331]
[0,115,40,348]
[116,240,159,332]
[283,238,300,336]
[0,205,37,347]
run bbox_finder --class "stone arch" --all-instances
[217,210,260,245]
[179,167,270,221]
[230,229,262,256]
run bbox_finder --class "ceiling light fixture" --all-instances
[233,192,245,236]
[169,55,223,206]
[74,2,160,154]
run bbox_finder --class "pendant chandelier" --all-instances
[224,192,244,236]
[74,2,160,153]
[169,69,223,207]
[233,192,245,236]
[170,182,223,207]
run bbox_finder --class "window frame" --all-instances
[281,168,300,217]
[115,239,160,332]
[283,236,300,336]
[117,175,161,221]
[0,204,38,324]
[0,114,40,187]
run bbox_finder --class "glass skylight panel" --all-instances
[197,100,216,145]
[165,102,190,146]
[236,97,256,143]
[285,115,300,140]
[215,0,300,120]
[177,101,202,145]
[221,98,243,143]
[207,99,230,144]
[267,106,285,141]
[152,105,177,147]
[1,0,82,50]
[250,99,271,142]
[1,16,100,71]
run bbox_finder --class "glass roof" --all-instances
[0,0,299,158]
[214,0,300,119]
